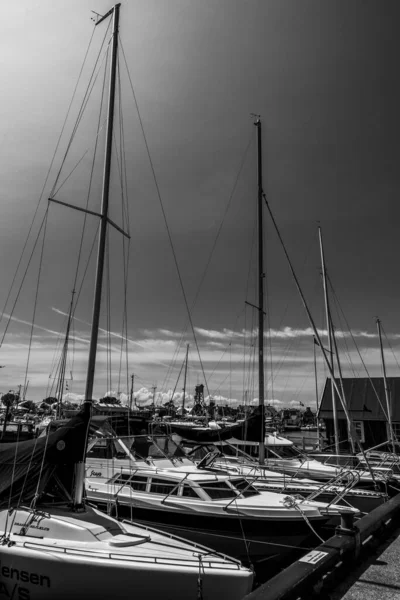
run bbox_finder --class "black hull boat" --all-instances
[92,498,328,564]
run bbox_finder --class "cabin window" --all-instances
[149,477,178,495]
[129,476,148,491]
[87,439,122,459]
[353,421,365,443]
[181,484,200,498]
[113,473,131,486]
[200,481,238,500]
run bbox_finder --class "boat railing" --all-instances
[310,452,395,481]
[358,452,400,471]
[21,540,242,569]
[305,470,361,507]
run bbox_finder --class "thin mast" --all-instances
[331,321,356,453]
[264,199,376,483]
[182,344,189,414]
[84,3,120,406]
[74,3,120,507]
[56,289,75,419]
[255,117,265,465]
[318,226,340,457]
[313,338,320,447]
[129,373,134,410]
[376,317,396,453]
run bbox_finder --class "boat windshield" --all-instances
[199,481,238,500]
[124,434,192,464]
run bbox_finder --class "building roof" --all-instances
[318,377,400,422]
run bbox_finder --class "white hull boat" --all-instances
[86,464,359,563]
[0,5,253,598]
[0,506,252,600]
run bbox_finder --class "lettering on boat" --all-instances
[0,561,51,599]
[90,470,102,477]
[14,521,50,533]
[0,582,30,599]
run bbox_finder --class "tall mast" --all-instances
[182,344,189,414]
[376,317,396,453]
[74,3,120,507]
[84,3,120,407]
[318,226,340,457]
[255,117,265,465]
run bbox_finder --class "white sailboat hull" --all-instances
[0,507,253,600]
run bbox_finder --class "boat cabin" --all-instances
[105,470,260,502]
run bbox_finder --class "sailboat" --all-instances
[0,5,254,599]
[82,118,367,568]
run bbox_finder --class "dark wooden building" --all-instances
[318,377,400,450]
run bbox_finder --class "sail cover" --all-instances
[0,410,90,507]
[164,407,265,443]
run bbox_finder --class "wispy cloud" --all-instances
[2,311,399,407]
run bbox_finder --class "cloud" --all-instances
[63,392,85,403]
[193,325,398,342]
[249,397,282,406]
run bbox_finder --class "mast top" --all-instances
[94,3,121,26]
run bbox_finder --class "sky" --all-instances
[0,0,399,409]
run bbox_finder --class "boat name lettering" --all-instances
[0,582,30,600]
[90,470,102,477]
[14,521,50,532]
[0,562,51,595]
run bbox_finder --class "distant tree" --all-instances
[1,391,19,436]
[98,396,121,405]
[2,391,18,420]
[42,396,57,406]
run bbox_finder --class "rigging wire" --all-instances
[159,126,254,396]
[120,37,255,401]
[50,20,112,197]
[114,51,131,399]
[51,38,110,403]
[327,274,388,416]
[381,322,400,373]
[0,211,49,349]
[0,23,97,335]
[23,211,49,395]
